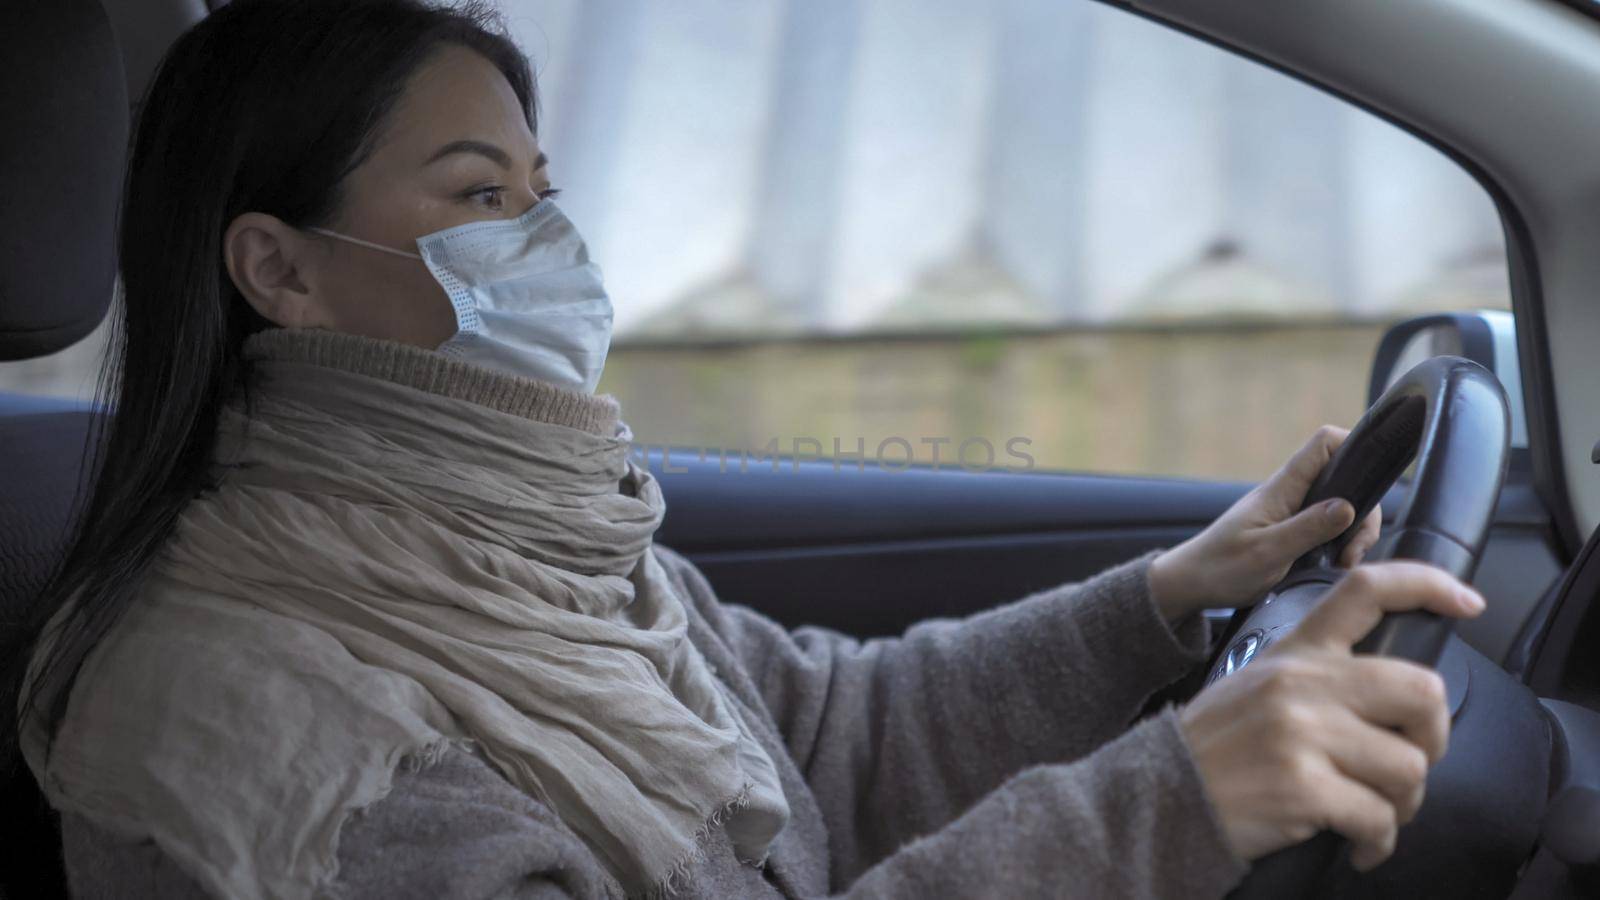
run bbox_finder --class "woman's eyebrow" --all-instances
[424,140,545,171]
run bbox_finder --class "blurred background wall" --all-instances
[510,0,1506,335]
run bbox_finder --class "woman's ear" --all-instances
[223,212,332,329]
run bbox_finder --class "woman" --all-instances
[5,1,1483,898]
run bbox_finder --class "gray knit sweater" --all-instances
[57,543,1247,899]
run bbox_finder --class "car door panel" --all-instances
[649,451,1243,637]
[650,451,1566,662]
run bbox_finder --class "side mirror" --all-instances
[1370,311,1528,453]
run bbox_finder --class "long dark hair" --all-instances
[2,0,537,768]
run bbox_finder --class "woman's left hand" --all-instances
[1147,425,1383,622]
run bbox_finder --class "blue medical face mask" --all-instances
[310,199,614,394]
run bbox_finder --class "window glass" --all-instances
[1,1,1510,482]
[509,0,1509,481]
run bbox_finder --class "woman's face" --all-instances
[224,45,554,347]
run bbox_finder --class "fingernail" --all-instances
[1460,589,1487,613]
[1325,499,1350,521]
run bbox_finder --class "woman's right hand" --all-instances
[1179,561,1486,871]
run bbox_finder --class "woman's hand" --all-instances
[1148,426,1383,622]
[1179,561,1485,870]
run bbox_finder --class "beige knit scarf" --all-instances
[19,328,789,900]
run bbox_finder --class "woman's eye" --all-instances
[538,186,563,201]
[466,186,506,211]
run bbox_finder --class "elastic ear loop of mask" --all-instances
[308,226,477,333]
[308,227,424,260]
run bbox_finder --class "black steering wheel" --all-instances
[1209,355,1511,898]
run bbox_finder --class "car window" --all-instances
[0,0,1510,482]
[520,0,1509,481]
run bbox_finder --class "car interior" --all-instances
[7,0,1600,897]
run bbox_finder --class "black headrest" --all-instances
[0,0,127,361]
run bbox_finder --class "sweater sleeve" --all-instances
[58,715,1246,900]
[655,547,1217,879]
[59,710,1245,900]
[833,707,1249,899]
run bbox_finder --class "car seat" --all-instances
[0,1,126,896]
